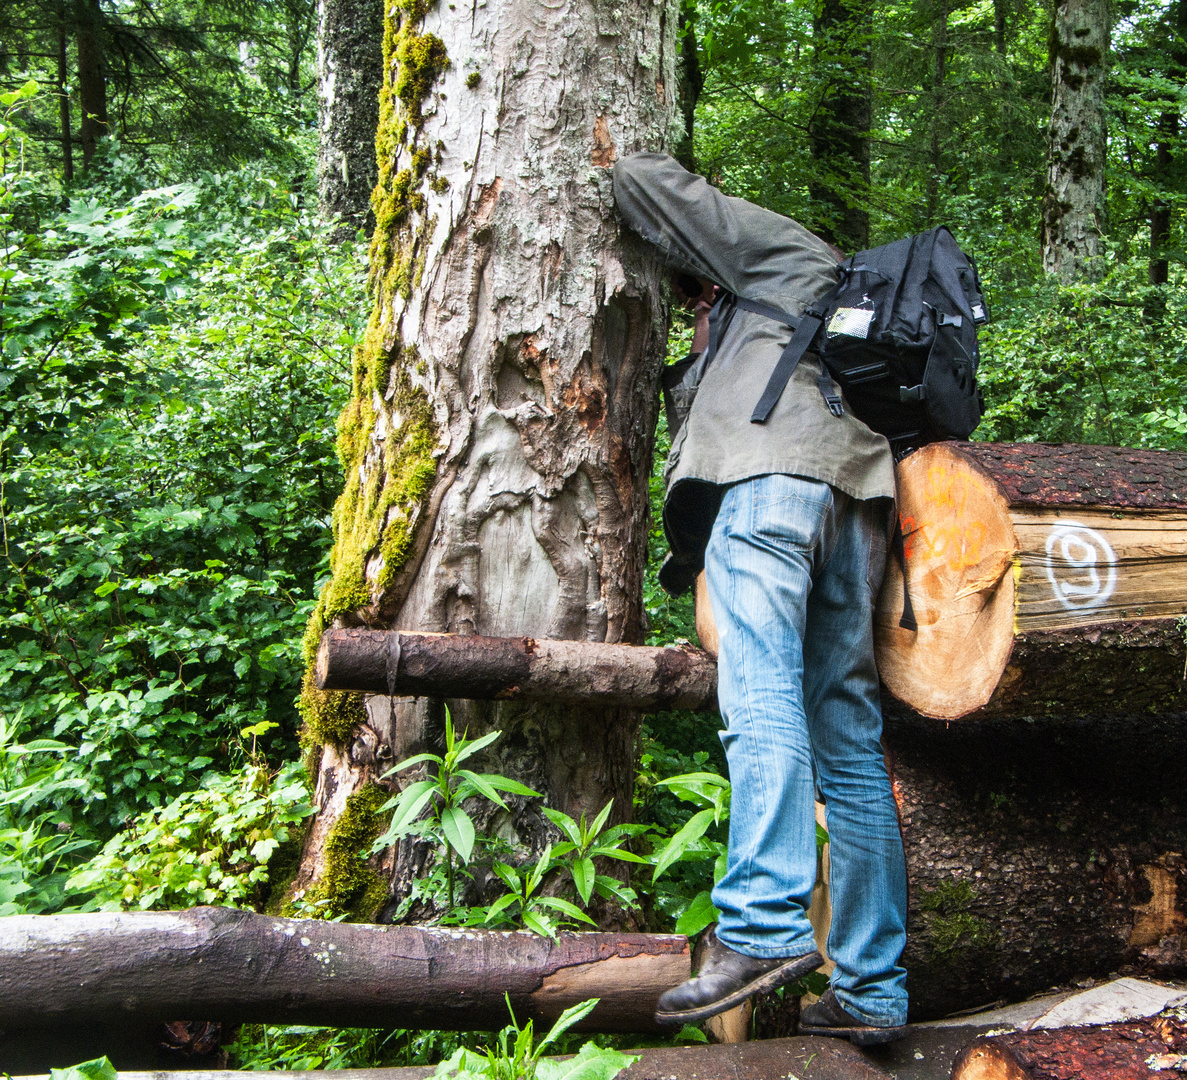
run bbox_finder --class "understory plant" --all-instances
[433,997,638,1080]
[371,711,541,907]
[65,722,312,910]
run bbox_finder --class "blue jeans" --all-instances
[705,473,908,1027]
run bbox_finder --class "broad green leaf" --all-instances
[521,909,557,940]
[651,808,716,881]
[674,890,720,937]
[482,892,520,922]
[535,997,601,1055]
[533,896,596,924]
[383,752,443,777]
[440,806,476,863]
[543,806,582,845]
[587,799,614,843]
[475,774,541,798]
[450,729,501,765]
[49,1056,117,1080]
[571,856,595,905]
[536,1043,640,1080]
[456,769,510,810]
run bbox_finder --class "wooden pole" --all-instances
[315,628,719,711]
[0,907,688,1034]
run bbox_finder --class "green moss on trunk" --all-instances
[299,0,448,749]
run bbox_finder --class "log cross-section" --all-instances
[315,628,720,711]
[874,441,1187,719]
[0,907,690,1034]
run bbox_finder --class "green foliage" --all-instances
[64,726,312,911]
[466,844,599,939]
[0,149,365,912]
[433,997,639,1080]
[47,1058,117,1080]
[543,801,649,907]
[372,710,541,908]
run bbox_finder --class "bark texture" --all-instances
[0,907,689,1033]
[952,1013,1187,1080]
[295,0,677,918]
[316,628,718,709]
[316,0,384,235]
[1041,0,1109,280]
[885,714,1187,1020]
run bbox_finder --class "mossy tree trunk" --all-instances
[1041,0,1109,281]
[316,0,384,236]
[291,0,678,921]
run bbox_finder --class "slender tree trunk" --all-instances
[674,0,703,172]
[75,0,106,168]
[1148,0,1187,287]
[993,0,1007,54]
[1041,0,1109,280]
[57,0,73,182]
[316,0,383,236]
[292,0,676,921]
[809,0,873,252]
[925,0,949,226]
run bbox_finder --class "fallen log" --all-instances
[315,628,719,711]
[0,907,688,1033]
[874,441,1187,719]
[885,714,1187,1020]
[9,1036,892,1080]
[951,1012,1187,1080]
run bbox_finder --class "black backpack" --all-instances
[663,226,989,628]
[744,225,989,454]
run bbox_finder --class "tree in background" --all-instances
[1042,0,1109,279]
[316,0,383,236]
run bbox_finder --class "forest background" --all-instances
[2,0,1187,1067]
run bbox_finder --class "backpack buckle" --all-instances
[936,311,963,328]
[900,384,927,403]
[819,371,845,416]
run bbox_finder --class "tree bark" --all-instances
[0,908,689,1034]
[316,628,718,709]
[809,0,872,252]
[885,714,1187,1020]
[294,0,676,918]
[874,441,1187,719]
[952,1013,1187,1080]
[316,0,383,235]
[1041,0,1109,280]
[75,0,106,168]
[673,0,703,173]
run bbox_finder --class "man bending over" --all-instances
[613,153,908,1046]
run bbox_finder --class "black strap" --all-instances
[890,519,918,632]
[750,310,825,424]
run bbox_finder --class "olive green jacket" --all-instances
[612,152,895,595]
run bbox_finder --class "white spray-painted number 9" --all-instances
[1044,521,1117,611]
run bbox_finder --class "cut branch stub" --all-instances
[315,628,719,711]
[874,441,1187,719]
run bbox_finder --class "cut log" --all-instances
[315,628,719,711]
[7,1037,892,1080]
[0,907,688,1033]
[874,441,1187,719]
[884,714,1187,1020]
[951,1013,1187,1080]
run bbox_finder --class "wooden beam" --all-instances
[315,628,719,711]
[0,907,689,1034]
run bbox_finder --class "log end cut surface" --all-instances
[875,443,1018,718]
